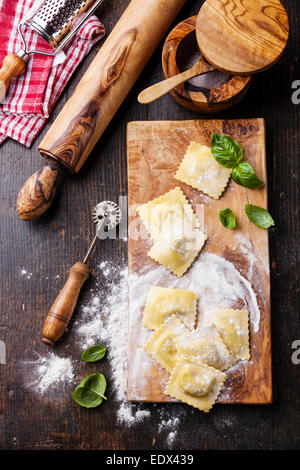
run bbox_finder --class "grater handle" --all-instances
[0,53,27,102]
[42,262,90,346]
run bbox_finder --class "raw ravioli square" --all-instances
[202,309,250,362]
[144,315,187,372]
[137,186,199,242]
[143,286,198,331]
[165,356,226,412]
[137,186,207,277]
[175,142,231,199]
[149,231,207,277]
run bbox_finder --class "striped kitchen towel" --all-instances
[0,0,105,147]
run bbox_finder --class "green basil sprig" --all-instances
[72,372,107,408]
[245,204,275,228]
[81,345,106,363]
[219,208,237,229]
[211,133,243,168]
[211,133,264,189]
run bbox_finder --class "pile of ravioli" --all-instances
[137,142,251,412]
[137,142,231,278]
[143,286,250,412]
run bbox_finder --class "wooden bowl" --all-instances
[162,16,252,113]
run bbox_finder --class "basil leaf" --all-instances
[219,208,237,229]
[81,345,106,363]
[72,387,103,408]
[211,133,243,168]
[72,372,107,408]
[245,204,275,228]
[232,162,264,189]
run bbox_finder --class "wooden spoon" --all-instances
[138,56,214,104]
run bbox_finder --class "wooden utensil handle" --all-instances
[42,262,89,346]
[138,66,200,104]
[0,54,26,102]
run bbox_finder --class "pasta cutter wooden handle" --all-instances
[42,262,89,346]
[42,201,121,346]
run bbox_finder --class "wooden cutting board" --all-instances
[127,119,271,404]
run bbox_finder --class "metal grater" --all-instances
[16,0,105,60]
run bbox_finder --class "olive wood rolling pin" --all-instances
[17,0,186,220]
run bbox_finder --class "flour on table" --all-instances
[25,352,74,395]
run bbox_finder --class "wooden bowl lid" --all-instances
[196,0,289,76]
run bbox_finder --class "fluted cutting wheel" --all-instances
[92,201,121,232]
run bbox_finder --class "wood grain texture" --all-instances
[17,164,61,220]
[162,16,251,113]
[127,119,271,404]
[42,262,90,346]
[0,0,299,451]
[0,54,26,102]
[196,0,289,75]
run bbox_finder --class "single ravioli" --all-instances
[175,325,234,371]
[143,286,198,331]
[202,309,250,362]
[144,315,187,372]
[165,355,226,412]
[175,142,232,199]
[137,186,200,242]
[149,231,207,277]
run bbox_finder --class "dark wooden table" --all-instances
[0,0,299,451]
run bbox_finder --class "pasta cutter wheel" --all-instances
[42,201,121,346]
[84,201,121,263]
[92,201,122,233]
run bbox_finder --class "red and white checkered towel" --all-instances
[0,0,105,147]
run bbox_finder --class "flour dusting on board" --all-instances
[127,250,261,401]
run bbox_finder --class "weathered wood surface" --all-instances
[0,0,299,451]
[127,119,271,404]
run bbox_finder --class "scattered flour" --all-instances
[23,242,262,446]
[73,260,183,441]
[167,431,177,447]
[117,403,151,426]
[74,261,154,427]
[27,353,74,395]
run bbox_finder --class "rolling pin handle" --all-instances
[42,262,90,346]
[17,163,62,220]
[0,53,27,103]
